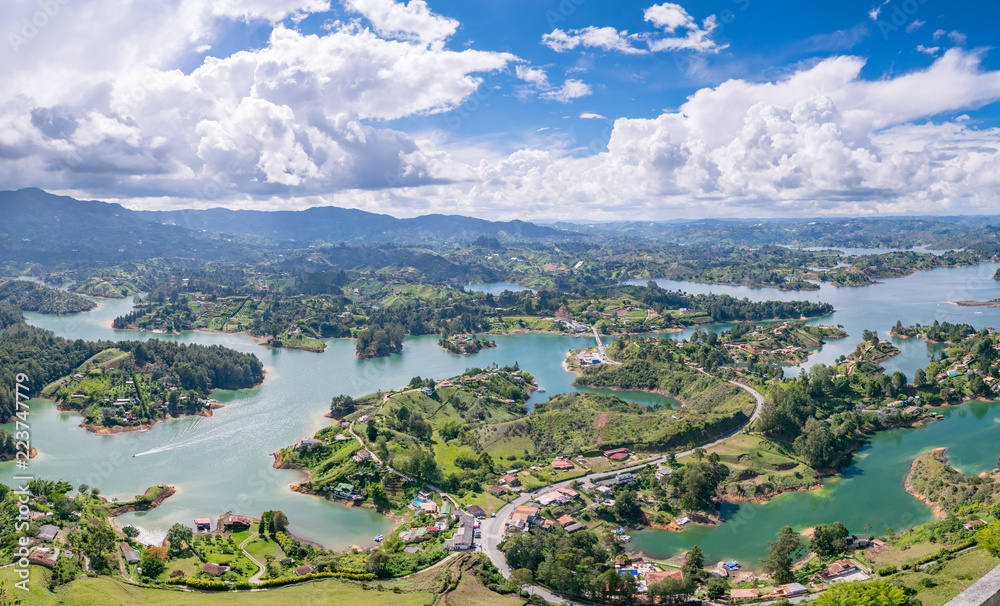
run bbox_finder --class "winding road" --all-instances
[239,532,267,584]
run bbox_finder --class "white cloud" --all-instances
[542,3,724,56]
[917,45,939,55]
[906,19,925,33]
[542,27,646,55]
[515,65,549,87]
[579,113,607,120]
[643,3,694,33]
[0,0,515,200]
[344,0,458,48]
[540,80,592,103]
[377,49,1000,220]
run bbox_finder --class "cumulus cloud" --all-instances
[917,45,939,56]
[515,65,591,103]
[906,19,925,33]
[378,49,1000,219]
[542,2,724,56]
[0,0,514,201]
[344,0,458,47]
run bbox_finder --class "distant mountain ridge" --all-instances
[0,188,572,263]
[135,205,567,243]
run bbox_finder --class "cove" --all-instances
[2,294,674,549]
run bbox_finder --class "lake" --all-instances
[6,262,1000,563]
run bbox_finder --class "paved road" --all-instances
[239,532,267,584]
[591,326,622,365]
[479,375,767,604]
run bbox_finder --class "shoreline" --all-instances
[904,447,948,520]
[0,446,38,462]
[53,398,227,435]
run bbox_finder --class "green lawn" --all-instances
[0,568,432,606]
[243,535,286,563]
[896,548,1000,606]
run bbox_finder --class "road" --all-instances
[479,375,766,604]
[591,326,622,365]
[238,532,267,584]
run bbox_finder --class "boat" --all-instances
[139,429,149,433]
[535,387,545,393]
[619,535,631,542]
[373,534,384,542]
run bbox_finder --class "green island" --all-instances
[0,280,95,314]
[9,194,1000,605]
[42,338,264,433]
[439,333,496,354]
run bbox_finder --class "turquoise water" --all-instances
[6,262,1000,560]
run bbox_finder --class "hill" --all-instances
[136,206,571,243]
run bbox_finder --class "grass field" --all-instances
[0,568,433,606]
[896,548,1000,606]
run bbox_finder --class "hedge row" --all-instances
[167,570,376,591]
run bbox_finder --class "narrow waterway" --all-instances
[5,262,1000,563]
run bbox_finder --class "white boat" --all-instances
[535,387,545,393]
[139,429,149,433]
[619,535,631,542]
[373,534,384,542]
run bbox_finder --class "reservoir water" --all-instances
[6,261,1000,564]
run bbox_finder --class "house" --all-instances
[564,522,585,533]
[420,501,439,514]
[122,549,140,565]
[36,525,59,542]
[296,437,321,449]
[903,406,922,416]
[818,559,858,581]
[28,550,57,568]
[441,504,453,516]
[280,557,294,566]
[730,588,759,602]
[557,515,575,526]
[202,563,230,576]
[352,449,375,462]
[444,513,476,551]
[676,517,691,525]
[847,534,872,548]
[965,520,988,531]
[501,474,520,487]
[767,583,808,598]
[219,514,252,530]
[195,518,211,531]
[467,505,486,519]
[655,465,674,479]
[552,458,575,470]
[646,569,684,587]
[556,487,579,499]
[294,565,316,576]
[596,473,636,487]
[487,485,506,496]
[603,447,629,460]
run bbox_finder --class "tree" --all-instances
[77,483,89,495]
[511,568,534,597]
[272,510,288,533]
[683,545,705,579]
[366,422,378,443]
[692,447,706,461]
[365,549,391,577]
[810,522,849,558]
[914,368,927,386]
[976,521,1000,557]
[166,523,193,556]
[122,525,140,538]
[762,526,804,584]
[139,550,165,579]
[813,580,909,606]
[706,577,730,600]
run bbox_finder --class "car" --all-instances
[490,512,496,518]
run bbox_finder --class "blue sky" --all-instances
[2,0,1000,219]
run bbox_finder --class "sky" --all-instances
[2,0,1000,220]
